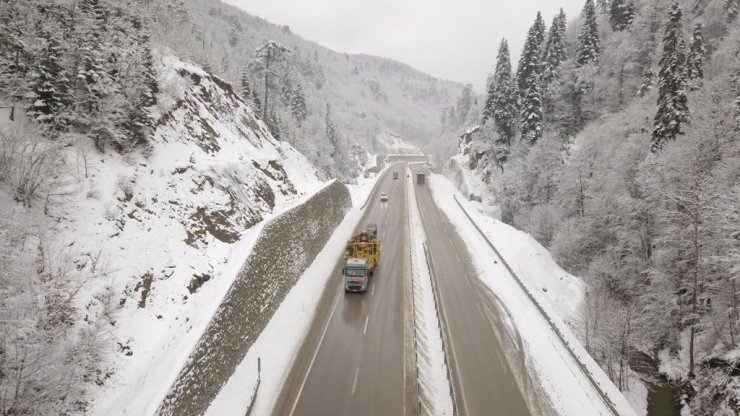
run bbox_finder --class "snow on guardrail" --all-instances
[451,194,625,416]
[407,166,456,416]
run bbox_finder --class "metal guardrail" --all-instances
[244,357,261,416]
[452,195,622,416]
[406,162,458,415]
[422,242,460,416]
[406,168,423,415]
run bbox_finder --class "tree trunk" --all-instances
[689,212,700,377]
[262,49,270,121]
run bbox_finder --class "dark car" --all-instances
[366,223,378,238]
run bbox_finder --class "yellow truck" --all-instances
[343,231,380,293]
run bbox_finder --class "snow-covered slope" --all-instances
[373,130,424,155]
[44,55,322,413]
[444,126,498,206]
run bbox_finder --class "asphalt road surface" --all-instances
[275,165,535,416]
[274,165,409,416]
[414,178,534,416]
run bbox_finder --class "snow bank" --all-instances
[406,166,455,415]
[428,174,637,416]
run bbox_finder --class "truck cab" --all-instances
[344,258,369,293]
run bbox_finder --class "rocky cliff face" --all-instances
[43,55,324,413]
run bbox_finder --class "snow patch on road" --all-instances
[407,167,455,416]
[428,174,637,416]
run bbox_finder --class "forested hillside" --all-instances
[0,1,326,413]
[158,0,465,177]
[449,0,740,413]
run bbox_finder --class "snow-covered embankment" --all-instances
[428,175,637,416]
[407,167,455,415]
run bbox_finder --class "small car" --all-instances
[380,192,388,201]
[366,223,378,237]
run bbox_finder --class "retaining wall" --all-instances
[157,179,352,415]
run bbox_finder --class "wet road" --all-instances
[275,164,534,416]
[274,165,409,416]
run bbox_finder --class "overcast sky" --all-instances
[221,0,586,93]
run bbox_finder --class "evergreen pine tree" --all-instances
[652,1,690,151]
[597,0,611,15]
[637,65,655,96]
[290,83,307,125]
[520,74,544,145]
[610,0,636,31]
[456,84,474,123]
[516,12,546,93]
[557,8,568,45]
[491,39,519,153]
[687,23,705,81]
[28,32,70,126]
[141,35,159,107]
[482,73,495,122]
[0,1,27,122]
[542,13,568,86]
[576,0,601,67]
[251,90,262,118]
[267,111,283,140]
[325,103,337,158]
[240,69,253,102]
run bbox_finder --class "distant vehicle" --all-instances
[344,231,380,293]
[468,193,482,202]
[416,173,425,185]
[366,223,378,238]
[393,171,399,179]
[380,192,388,201]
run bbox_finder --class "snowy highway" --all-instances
[274,165,409,415]
[274,164,534,416]
[414,174,534,415]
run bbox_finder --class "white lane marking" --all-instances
[371,283,375,296]
[455,252,461,263]
[289,288,343,416]
[448,236,453,245]
[352,366,360,395]
[363,315,369,334]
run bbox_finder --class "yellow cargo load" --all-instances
[344,231,380,274]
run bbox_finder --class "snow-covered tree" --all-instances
[267,111,284,140]
[290,83,307,125]
[542,12,568,86]
[577,0,601,67]
[28,32,70,127]
[456,84,475,123]
[609,0,636,31]
[516,12,546,93]
[491,39,519,152]
[0,0,30,122]
[325,102,337,158]
[249,41,291,121]
[520,74,544,145]
[637,65,655,96]
[482,72,495,123]
[141,37,159,107]
[652,2,690,152]
[687,23,706,82]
